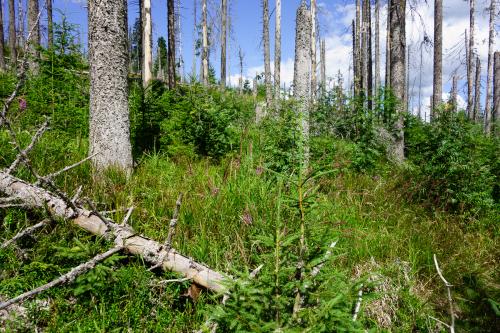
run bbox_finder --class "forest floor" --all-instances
[1,126,498,332]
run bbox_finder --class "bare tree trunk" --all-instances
[88,0,133,172]
[473,56,481,122]
[375,0,381,95]
[17,0,23,50]
[418,43,423,119]
[192,0,197,79]
[467,0,475,119]
[365,0,373,109]
[354,0,361,96]
[47,0,53,48]
[311,0,317,101]
[451,75,458,112]
[238,46,244,94]
[484,0,496,135]
[0,0,5,71]
[142,0,153,88]
[389,0,405,162]
[494,51,500,135]
[361,0,368,99]
[320,39,326,97]
[406,43,410,113]
[274,0,281,98]
[201,0,209,85]
[263,0,271,107]
[27,0,40,72]
[8,0,17,67]
[167,0,176,88]
[220,0,227,89]
[293,2,311,167]
[175,0,184,83]
[385,0,391,89]
[432,0,442,114]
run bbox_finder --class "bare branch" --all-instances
[6,120,49,174]
[122,206,134,226]
[352,285,364,321]
[154,277,191,285]
[433,254,455,333]
[71,186,83,204]
[165,193,183,251]
[0,246,123,311]
[1,219,51,249]
[311,240,338,277]
[37,153,98,185]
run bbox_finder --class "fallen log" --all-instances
[0,171,228,293]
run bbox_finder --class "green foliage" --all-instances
[405,110,498,215]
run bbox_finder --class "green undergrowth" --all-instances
[1,128,498,331]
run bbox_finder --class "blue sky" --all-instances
[2,0,498,119]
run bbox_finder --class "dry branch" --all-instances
[433,254,455,333]
[352,285,364,321]
[0,171,228,293]
[0,246,123,311]
[1,218,51,249]
[35,153,98,186]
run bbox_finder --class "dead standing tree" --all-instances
[168,0,177,88]
[484,0,497,135]
[262,0,272,108]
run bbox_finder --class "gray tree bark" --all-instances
[0,0,5,71]
[320,39,326,97]
[484,0,496,135]
[364,0,373,109]
[201,0,209,85]
[192,0,197,79]
[311,0,317,101]
[385,0,391,88]
[293,2,311,166]
[274,0,281,98]
[142,0,153,88]
[47,0,53,48]
[238,47,244,94]
[88,0,133,172]
[473,56,481,122]
[263,0,271,107]
[432,0,442,114]
[27,0,40,72]
[361,0,368,99]
[389,0,405,162]
[451,75,458,113]
[354,0,361,96]
[17,0,23,49]
[494,51,500,135]
[8,0,16,67]
[467,0,475,118]
[168,0,176,88]
[220,0,227,88]
[375,0,381,94]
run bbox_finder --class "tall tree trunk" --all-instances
[201,0,209,85]
[176,0,184,82]
[451,75,458,113]
[484,0,496,135]
[263,0,271,107]
[8,0,17,67]
[406,43,410,113]
[365,0,373,109]
[385,0,391,88]
[389,0,405,162]
[47,0,53,48]
[494,51,500,135]
[220,0,227,89]
[88,0,133,172]
[354,0,361,96]
[320,39,326,97]
[418,42,423,118]
[361,0,368,99]
[375,0,381,95]
[432,0,442,115]
[311,0,317,101]
[238,46,244,94]
[467,0,475,118]
[27,0,40,72]
[192,0,197,80]
[168,0,176,88]
[293,2,311,167]
[274,0,281,98]
[473,56,481,122]
[0,0,5,71]
[17,0,23,49]
[142,0,153,88]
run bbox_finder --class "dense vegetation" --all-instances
[1,25,499,332]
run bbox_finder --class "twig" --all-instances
[149,193,183,271]
[71,186,83,204]
[154,277,191,285]
[0,246,123,311]
[433,254,455,333]
[352,285,364,321]
[311,240,338,277]
[6,120,49,174]
[122,206,134,227]
[250,264,264,279]
[1,219,51,249]
[35,153,98,185]
[86,199,112,229]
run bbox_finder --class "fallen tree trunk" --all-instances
[0,171,227,293]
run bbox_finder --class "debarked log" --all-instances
[0,171,228,293]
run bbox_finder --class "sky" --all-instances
[2,0,499,119]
